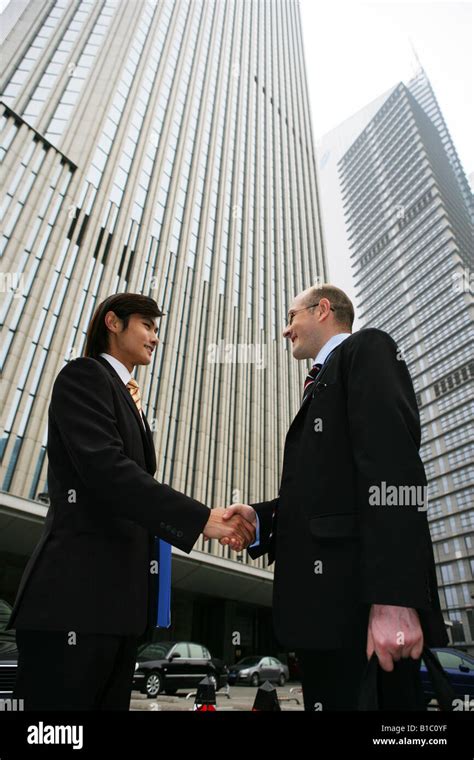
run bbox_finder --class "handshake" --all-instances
[202,504,257,552]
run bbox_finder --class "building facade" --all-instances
[0,0,326,661]
[337,69,474,653]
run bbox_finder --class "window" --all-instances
[460,511,474,530]
[170,643,189,658]
[436,651,466,669]
[188,644,206,659]
[441,564,455,583]
[444,586,458,607]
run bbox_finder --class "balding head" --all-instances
[283,283,354,361]
[301,284,354,331]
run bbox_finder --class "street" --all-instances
[130,683,304,711]
[130,686,442,712]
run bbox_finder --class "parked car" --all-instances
[227,656,289,686]
[420,647,474,704]
[0,599,17,699]
[132,641,228,698]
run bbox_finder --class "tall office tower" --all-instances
[338,68,474,652]
[0,0,326,657]
[407,69,474,224]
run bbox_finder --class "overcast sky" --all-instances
[300,0,473,177]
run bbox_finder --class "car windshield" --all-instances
[0,600,13,632]
[137,642,173,660]
[236,657,261,666]
[0,636,17,655]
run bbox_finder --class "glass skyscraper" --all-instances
[1,0,326,659]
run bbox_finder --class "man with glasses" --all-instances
[222,284,447,710]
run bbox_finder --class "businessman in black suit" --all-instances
[223,284,447,710]
[9,292,254,710]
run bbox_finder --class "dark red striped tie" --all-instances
[302,363,322,404]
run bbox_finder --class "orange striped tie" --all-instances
[126,378,142,413]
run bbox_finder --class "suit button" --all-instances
[177,531,183,538]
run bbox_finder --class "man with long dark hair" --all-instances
[8,293,254,710]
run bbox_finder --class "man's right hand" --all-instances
[220,503,257,550]
[203,507,256,552]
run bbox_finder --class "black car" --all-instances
[0,599,17,699]
[227,656,289,686]
[132,641,228,698]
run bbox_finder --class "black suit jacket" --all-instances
[7,356,210,638]
[248,329,448,651]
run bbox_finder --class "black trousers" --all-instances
[296,648,426,711]
[13,629,139,710]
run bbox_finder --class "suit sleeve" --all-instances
[344,329,433,610]
[51,358,210,553]
[247,498,278,559]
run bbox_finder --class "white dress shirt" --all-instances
[99,352,146,429]
[313,332,351,368]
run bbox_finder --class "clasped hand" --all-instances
[203,504,257,552]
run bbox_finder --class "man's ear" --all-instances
[104,310,121,333]
[318,298,331,320]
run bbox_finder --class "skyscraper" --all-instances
[0,0,326,659]
[337,68,474,652]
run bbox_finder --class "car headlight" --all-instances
[134,662,139,672]
[240,669,249,676]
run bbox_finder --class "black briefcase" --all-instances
[358,648,456,711]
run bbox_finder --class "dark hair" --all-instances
[84,293,163,358]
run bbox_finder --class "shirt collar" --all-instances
[313,333,351,367]
[99,352,134,385]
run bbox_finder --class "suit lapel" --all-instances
[295,347,339,412]
[142,411,157,474]
[96,356,156,474]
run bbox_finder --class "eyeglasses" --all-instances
[286,301,335,326]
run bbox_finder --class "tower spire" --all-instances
[408,37,424,78]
